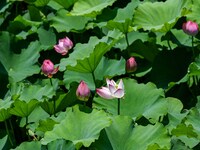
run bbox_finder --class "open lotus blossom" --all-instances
[54,37,73,55]
[41,59,59,78]
[126,57,137,73]
[182,21,199,36]
[76,80,91,101]
[96,79,124,99]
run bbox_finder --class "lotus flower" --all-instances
[96,79,124,99]
[76,81,91,101]
[54,37,73,55]
[41,59,59,78]
[182,21,199,36]
[126,57,137,73]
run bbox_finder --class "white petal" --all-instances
[108,84,117,95]
[118,79,124,89]
[113,89,124,98]
[96,87,114,99]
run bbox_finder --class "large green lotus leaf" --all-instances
[0,135,7,150]
[133,0,188,32]
[166,97,188,133]
[106,0,139,33]
[94,79,168,122]
[41,105,111,149]
[114,31,149,50]
[63,57,125,90]
[105,116,171,150]
[49,9,91,33]
[94,57,125,80]
[47,139,75,150]
[69,0,117,17]
[19,106,49,127]
[0,32,41,83]
[9,99,38,117]
[60,31,122,72]
[34,0,50,7]
[185,108,200,139]
[107,19,132,34]
[66,42,115,73]
[37,26,56,49]
[51,0,77,9]
[19,84,55,102]
[11,141,41,150]
[0,97,13,122]
[59,36,100,71]
[186,1,200,24]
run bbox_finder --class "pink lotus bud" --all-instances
[41,59,59,78]
[76,81,91,101]
[54,37,73,55]
[126,57,137,73]
[182,21,199,36]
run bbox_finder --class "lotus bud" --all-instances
[41,59,59,78]
[182,21,199,36]
[54,37,73,55]
[76,81,91,101]
[126,57,137,73]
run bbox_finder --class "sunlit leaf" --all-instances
[0,97,13,122]
[49,9,91,33]
[0,135,7,150]
[11,141,41,150]
[10,100,38,117]
[0,32,41,83]
[105,116,171,150]
[133,0,188,32]
[47,139,76,150]
[94,79,168,122]
[69,0,117,17]
[41,105,111,149]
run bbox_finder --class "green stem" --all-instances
[9,119,16,146]
[4,120,14,146]
[125,33,130,47]
[50,78,56,117]
[192,36,195,60]
[118,98,120,115]
[91,71,97,90]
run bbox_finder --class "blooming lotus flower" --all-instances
[54,37,73,55]
[76,81,91,101]
[182,21,199,36]
[96,79,124,99]
[41,59,59,78]
[126,57,137,73]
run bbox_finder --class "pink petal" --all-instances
[96,87,114,99]
[113,89,124,98]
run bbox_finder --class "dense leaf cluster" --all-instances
[0,0,200,149]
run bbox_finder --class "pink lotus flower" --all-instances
[126,57,137,73]
[41,59,59,78]
[54,37,73,55]
[182,21,199,36]
[96,79,124,99]
[76,81,91,101]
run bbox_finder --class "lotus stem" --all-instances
[4,120,14,146]
[125,33,130,47]
[118,98,120,115]
[50,78,56,117]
